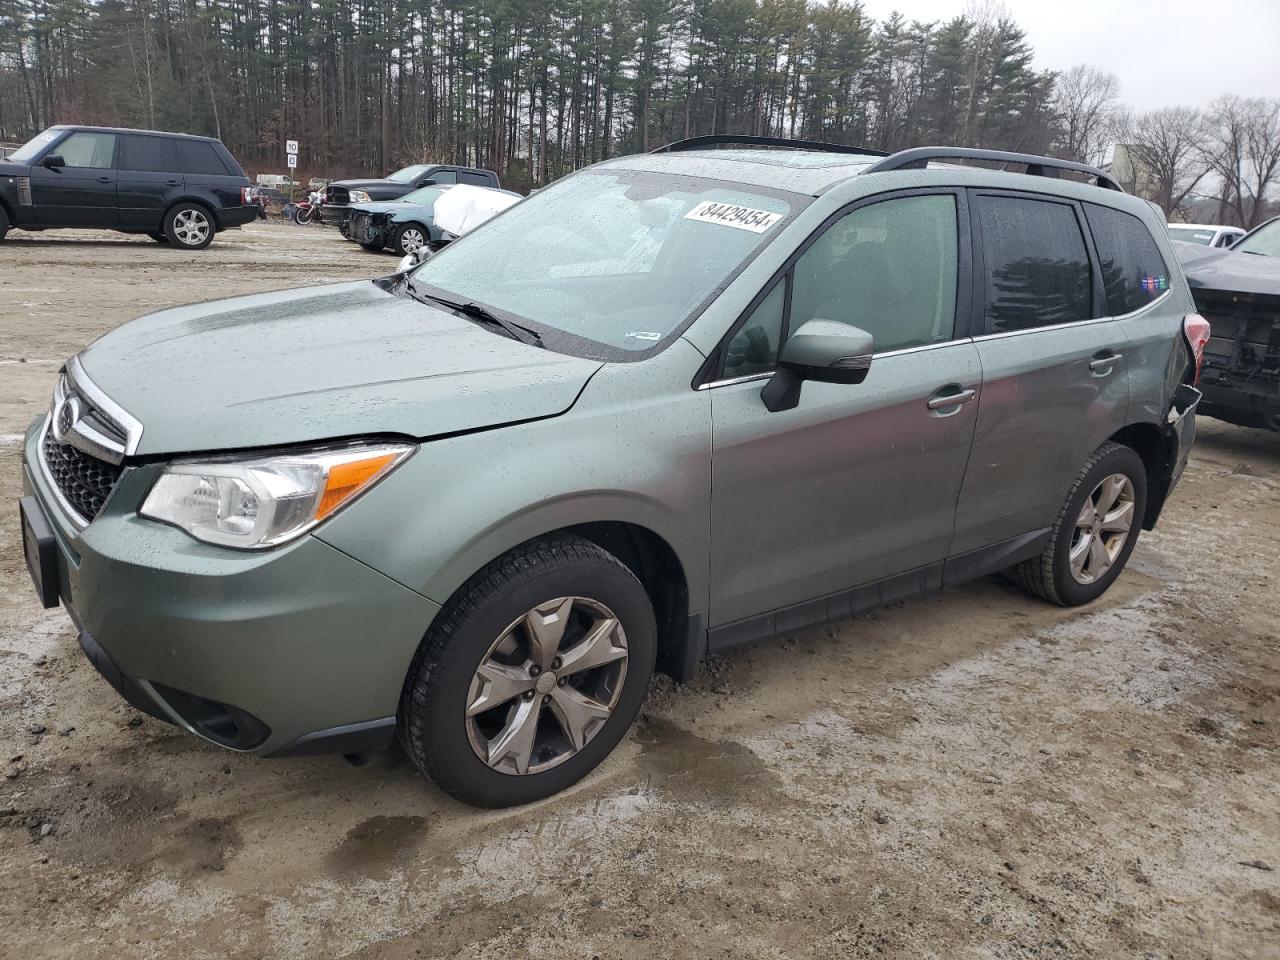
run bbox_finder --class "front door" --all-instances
[709,191,982,633]
[28,130,118,227]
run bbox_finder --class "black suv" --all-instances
[321,163,500,235]
[0,125,256,250]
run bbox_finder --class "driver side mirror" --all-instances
[418,178,437,187]
[396,245,436,274]
[41,154,65,170]
[761,320,874,413]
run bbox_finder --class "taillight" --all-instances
[1183,313,1210,386]
[240,187,254,204]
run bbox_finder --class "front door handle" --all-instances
[1089,351,1123,373]
[926,387,977,411]
[96,176,112,183]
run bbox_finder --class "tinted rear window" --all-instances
[1086,203,1171,315]
[176,140,231,176]
[119,135,170,172]
[976,195,1092,333]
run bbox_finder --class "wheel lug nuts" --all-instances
[542,695,551,704]
[524,690,535,700]
[558,677,567,686]
[551,657,562,670]
[528,664,541,677]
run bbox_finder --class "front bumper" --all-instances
[320,204,351,228]
[20,419,440,756]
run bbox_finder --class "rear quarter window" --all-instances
[1085,203,1171,315]
[176,140,232,176]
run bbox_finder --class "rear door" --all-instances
[116,134,182,229]
[709,190,982,631]
[28,130,118,227]
[175,138,243,212]
[951,190,1135,555]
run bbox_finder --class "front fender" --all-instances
[314,341,713,620]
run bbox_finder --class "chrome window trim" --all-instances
[36,414,91,530]
[699,337,972,389]
[972,290,1171,343]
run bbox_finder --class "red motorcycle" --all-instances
[292,191,323,225]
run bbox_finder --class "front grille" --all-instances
[326,185,349,206]
[41,428,124,522]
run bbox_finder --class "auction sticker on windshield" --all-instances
[683,201,783,233]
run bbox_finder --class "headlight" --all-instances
[349,190,372,203]
[140,442,413,549]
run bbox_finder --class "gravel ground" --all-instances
[1,223,1278,960]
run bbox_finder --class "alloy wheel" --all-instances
[1069,473,1136,584]
[465,596,628,775]
[173,209,210,246]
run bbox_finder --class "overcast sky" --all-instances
[858,0,1280,111]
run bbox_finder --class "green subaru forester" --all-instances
[20,139,1204,807]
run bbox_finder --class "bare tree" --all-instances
[1203,95,1280,228]
[1052,64,1120,165]
[1116,107,1211,215]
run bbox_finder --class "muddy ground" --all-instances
[1,223,1278,960]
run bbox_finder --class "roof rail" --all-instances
[651,135,889,158]
[861,147,1123,191]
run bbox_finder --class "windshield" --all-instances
[1168,226,1216,246]
[399,185,450,205]
[409,169,802,358]
[7,128,62,165]
[386,164,432,184]
[1235,219,1280,258]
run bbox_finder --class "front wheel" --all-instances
[1011,441,1147,606]
[391,222,429,258]
[398,534,656,807]
[163,203,215,250]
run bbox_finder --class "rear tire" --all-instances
[163,203,215,250]
[398,534,656,808]
[1011,442,1147,607]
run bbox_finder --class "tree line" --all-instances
[1,0,1278,224]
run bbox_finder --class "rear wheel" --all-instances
[392,223,428,258]
[1011,442,1147,606]
[163,203,214,250]
[398,534,656,807]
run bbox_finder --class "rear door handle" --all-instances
[1089,351,1123,374]
[926,387,977,411]
[166,179,180,185]
[96,176,112,183]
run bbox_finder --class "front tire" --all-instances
[1012,441,1147,606]
[391,222,429,258]
[0,205,9,242]
[398,534,656,807]
[164,203,215,250]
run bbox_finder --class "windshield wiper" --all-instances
[405,283,543,347]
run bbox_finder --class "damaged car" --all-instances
[321,163,500,237]
[1173,216,1280,431]
[346,183,520,256]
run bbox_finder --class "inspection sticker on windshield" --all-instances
[683,201,783,233]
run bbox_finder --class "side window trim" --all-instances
[698,187,971,388]
[968,187,1104,336]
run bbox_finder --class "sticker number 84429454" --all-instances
[682,200,783,234]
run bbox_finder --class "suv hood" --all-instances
[1172,240,1280,296]
[76,281,602,456]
